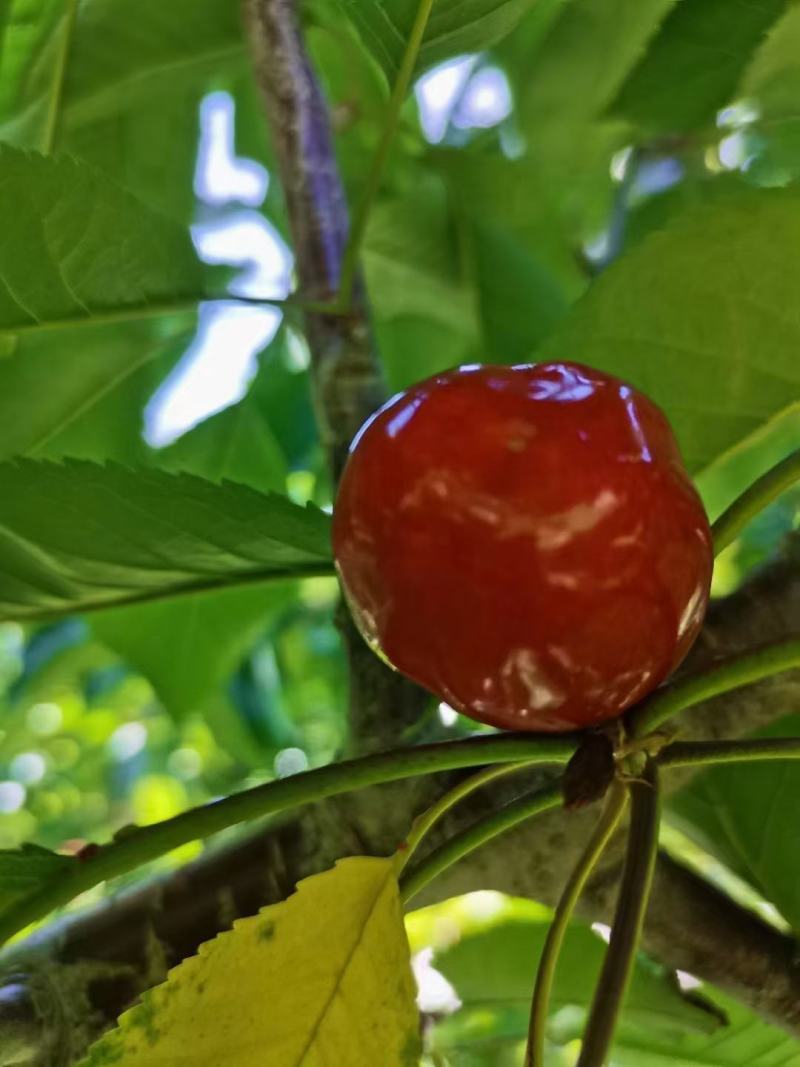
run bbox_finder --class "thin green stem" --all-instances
[395,761,531,876]
[525,780,629,1067]
[337,0,435,308]
[576,763,661,1067]
[628,637,800,739]
[712,447,800,556]
[659,736,800,768]
[399,782,563,906]
[41,0,79,153]
[0,735,574,946]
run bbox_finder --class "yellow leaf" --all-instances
[79,857,421,1066]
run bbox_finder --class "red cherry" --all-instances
[332,362,713,732]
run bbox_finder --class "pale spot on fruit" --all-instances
[548,645,576,671]
[611,524,644,549]
[533,489,618,550]
[502,649,564,710]
[545,571,580,590]
[502,418,536,452]
[468,502,501,525]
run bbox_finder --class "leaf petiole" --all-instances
[711,446,800,556]
[0,734,573,947]
[576,762,661,1067]
[394,761,534,876]
[659,736,800,768]
[525,779,629,1067]
[628,638,800,738]
[336,0,436,308]
[399,782,564,905]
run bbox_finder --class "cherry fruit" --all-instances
[332,362,713,732]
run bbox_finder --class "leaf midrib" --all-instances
[1,559,335,622]
[294,865,394,1066]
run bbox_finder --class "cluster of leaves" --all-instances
[0,0,799,1064]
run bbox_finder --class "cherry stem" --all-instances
[659,736,800,767]
[336,0,435,309]
[524,780,629,1067]
[394,761,534,876]
[392,733,800,909]
[526,776,631,1067]
[711,446,800,556]
[628,637,800,738]
[399,781,563,905]
[576,762,661,1067]
[0,735,573,948]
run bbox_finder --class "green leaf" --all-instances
[365,176,479,386]
[431,151,583,361]
[507,0,677,233]
[609,986,800,1066]
[56,0,243,130]
[741,3,800,111]
[668,714,800,931]
[426,901,722,1061]
[0,0,64,147]
[0,146,203,334]
[365,176,477,337]
[62,0,245,220]
[514,0,676,129]
[0,844,77,913]
[91,385,297,720]
[0,322,192,463]
[333,0,538,81]
[0,0,246,219]
[157,391,289,494]
[92,584,295,724]
[79,857,420,1067]
[537,188,800,476]
[697,403,800,527]
[376,314,477,393]
[367,159,579,385]
[246,333,318,469]
[739,4,800,185]
[0,459,333,623]
[611,0,789,135]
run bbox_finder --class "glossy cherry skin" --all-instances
[332,362,713,732]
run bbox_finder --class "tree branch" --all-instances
[245,0,379,478]
[244,0,429,753]
[633,854,800,1033]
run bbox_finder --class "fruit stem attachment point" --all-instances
[525,779,629,1067]
[576,761,661,1067]
[711,446,800,557]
